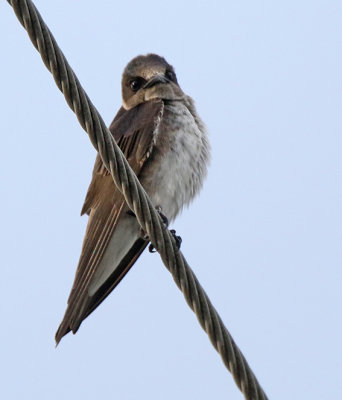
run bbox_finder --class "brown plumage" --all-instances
[55,100,163,343]
[55,54,210,344]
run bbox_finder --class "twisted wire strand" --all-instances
[6,1,268,398]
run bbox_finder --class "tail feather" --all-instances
[55,237,148,345]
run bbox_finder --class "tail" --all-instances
[55,237,148,345]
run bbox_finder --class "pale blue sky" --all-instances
[1,1,341,399]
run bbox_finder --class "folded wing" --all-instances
[55,99,164,344]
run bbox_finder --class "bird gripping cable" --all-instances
[5,1,268,399]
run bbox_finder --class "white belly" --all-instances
[147,101,209,221]
[88,100,209,295]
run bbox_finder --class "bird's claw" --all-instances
[148,243,157,253]
[148,229,182,253]
[170,229,182,249]
[155,206,169,227]
[131,206,180,252]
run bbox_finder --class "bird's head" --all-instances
[121,54,184,109]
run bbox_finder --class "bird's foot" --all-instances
[170,229,182,249]
[149,206,171,253]
[155,206,169,227]
[129,206,179,251]
[148,229,182,253]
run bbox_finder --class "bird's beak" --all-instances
[143,74,170,89]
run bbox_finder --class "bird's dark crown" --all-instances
[123,54,175,81]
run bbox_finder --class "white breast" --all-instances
[88,98,209,295]
[147,99,210,221]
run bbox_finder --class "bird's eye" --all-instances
[165,70,175,82]
[130,78,142,92]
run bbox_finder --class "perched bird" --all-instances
[55,54,210,344]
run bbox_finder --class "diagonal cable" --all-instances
[5,1,268,399]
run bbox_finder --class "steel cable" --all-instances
[6,1,268,398]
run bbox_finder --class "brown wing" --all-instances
[55,99,164,344]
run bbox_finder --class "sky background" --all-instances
[1,1,341,399]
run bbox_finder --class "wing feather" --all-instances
[55,99,164,343]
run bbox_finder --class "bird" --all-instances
[55,54,210,344]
